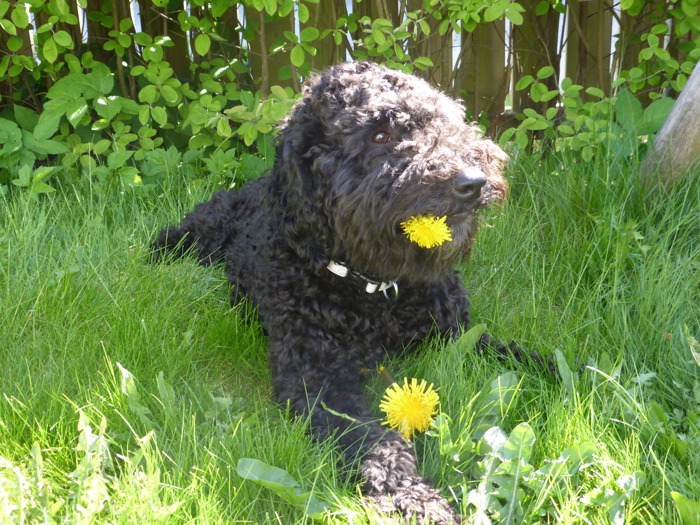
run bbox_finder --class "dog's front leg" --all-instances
[269,337,461,524]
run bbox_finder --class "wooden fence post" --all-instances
[641,62,700,188]
[305,0,349,73]
[565,0,612,96]
[455,21,507,120]
[511,0,560,113]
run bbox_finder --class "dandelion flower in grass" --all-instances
[379,378,440,440]
[400,215,453,249]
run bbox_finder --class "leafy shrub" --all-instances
[1,0,698,196]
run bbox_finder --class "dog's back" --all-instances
[152,178,269,267]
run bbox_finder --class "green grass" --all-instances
[1,150,698,524]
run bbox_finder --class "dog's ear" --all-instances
[270,136,331,270]
[476,137,509,205]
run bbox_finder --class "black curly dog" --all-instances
[154,61,526,523]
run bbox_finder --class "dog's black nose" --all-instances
[452,168,487,202]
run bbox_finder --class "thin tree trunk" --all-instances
[641,62,700,188]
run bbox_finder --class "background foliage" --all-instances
[1,0,699,196]
[1,1,700,523]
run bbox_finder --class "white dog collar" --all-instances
[327,260,399,299]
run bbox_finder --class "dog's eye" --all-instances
[371,132,391,144]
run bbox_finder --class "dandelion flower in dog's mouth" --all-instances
[400,215,453,249]
[379,378,440,440]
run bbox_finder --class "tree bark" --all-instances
[641,62,700,188]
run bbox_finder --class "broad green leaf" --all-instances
[505,4,524,25]
[216,117,232,138]
[31,165,58,182]
[585,87,605,99]
[54,0,69,16]
[43,37,58,63]
[11,5,29,28]
[530,82,547,102]
[53,30,73,48]
[414,56,433,69]
[581,145,593,162]
[93,139,111,155]
[300,27,319,42]
[451,323,487,353]
[671,491,700,524]
[156,371,178,420]
[189,133,213,149]
[117,33,131,49]
[145,44,163,62]
[536,66,555,79]
[269,100,289,121]
[270,85,289,100]
[152,106,167,126]
[537,442,596,477]
[290,45,305,67]
[515,130,529,149]
[535,0,549,15]
[498,127,516,145]
[558,124,574,136]
[119,166,142,186]
[14,105,39,131]
[6,35,21,52]
[0,19,17,36]
[237,458,329,518]
[419,19,430,35]
[31,181,56,195]
[478,371,519,426]
[0,55,10,78]
[503,422,536,462]
[484,4,505,22]
[554,349,575,399]
[94,96,121,120]
[521,117,549,131]
[108,149,134,170]
[515,75,534,91]
[478,426,508,457]
[641,97,675,134]
[0,118,23,155]
[119,17,133,32]
[34,109,63,141]
[23,132,69,155]
[66,98,89,127]
[194,33,211,56]
[12,164,32,187]
[86,64,115,95]
[160,84,179,105]
[639,47,654,61]
[539,89,560,102]
[540,89,559,103]
[134,32,152,47]
[615,87,643,130]
[683,325,700,368]
[372,27,386,45]
[298,3,309,22]
[138,106,150,125]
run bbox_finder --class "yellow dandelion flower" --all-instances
[379,378,440,440]
[400,215,453,249]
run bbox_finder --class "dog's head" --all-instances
[271,61,508,283]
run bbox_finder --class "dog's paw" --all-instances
[369,480,462,524]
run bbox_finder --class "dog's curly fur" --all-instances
[154,61,510,523]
